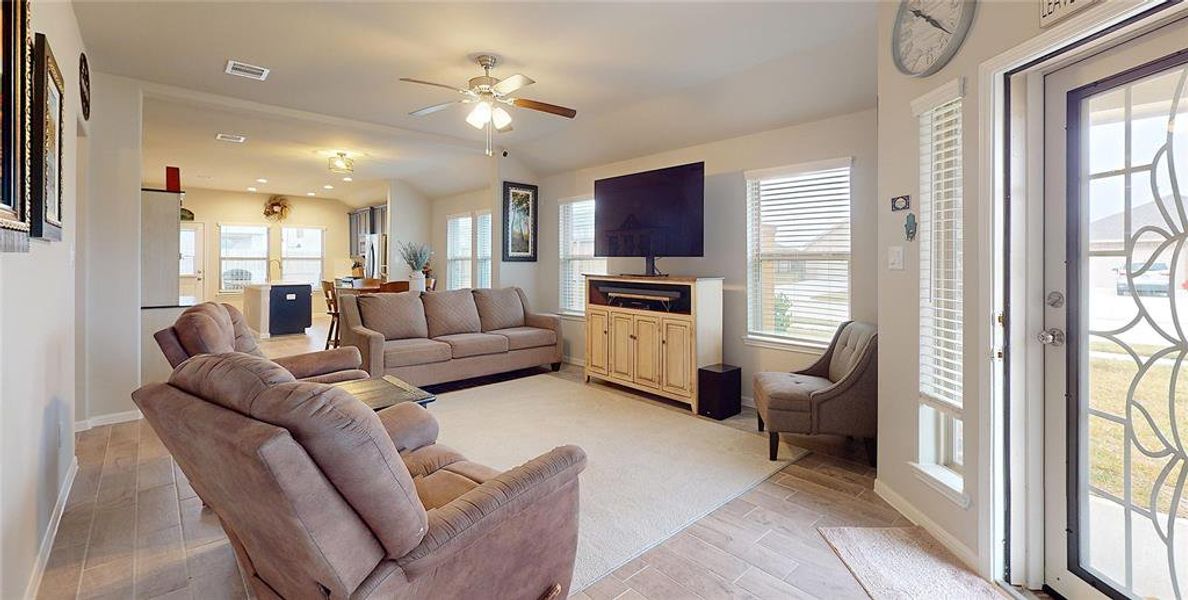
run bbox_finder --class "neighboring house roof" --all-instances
[1089,200,1179,243]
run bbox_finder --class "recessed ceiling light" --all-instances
[256,178,268,184]
[342,177,353,182]
[215,133,246,143]
[307,192,316,196]
[247,186,257,192]
[323,185,334,190]
[225,60,270,81]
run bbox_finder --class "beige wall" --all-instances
[536,109,879,398]
[386,179,432,280]
[876,0,1042,562]
[180,188,354,311]
[0,2,90,596]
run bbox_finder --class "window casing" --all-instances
[476,211,492,288]
[745,158,852,346]
[559,198,605,314]
[219,225,269,292]
[280,227,325,287]
[915,81,965,484]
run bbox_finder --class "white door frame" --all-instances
[180,221,205,303]
[979,0,1188,590]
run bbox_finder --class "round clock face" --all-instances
[892,0,976,78]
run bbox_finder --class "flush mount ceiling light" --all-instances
[215,133,246,143]
[328,152,354,174]
[402,54,577,156]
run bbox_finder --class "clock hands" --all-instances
[909,8,952,34]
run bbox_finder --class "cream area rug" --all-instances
[430,374,805,592]
[819,527,1008,599]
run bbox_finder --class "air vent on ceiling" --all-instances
[215,133,247,143]
[224,60,270,81]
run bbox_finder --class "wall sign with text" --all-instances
[1039,0,1101,28]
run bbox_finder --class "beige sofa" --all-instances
[132,352,586,599]
[339,287,563,386]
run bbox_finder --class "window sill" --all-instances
[741,335,828,354]
[558,311,586,322]
[910,462,971,509]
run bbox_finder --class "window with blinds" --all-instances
[745,158,852,345]
[219,225,269,292]
[559,199,605,313]
[914,81,964,479]
[281,227,324,287]
[446,214,473,290]
[476,211,492,288]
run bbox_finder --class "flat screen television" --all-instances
[594,162,704,276]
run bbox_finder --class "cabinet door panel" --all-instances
[633,316,661,389]
[661,319,694,397]
[609,313,634,381]
[586,309,609,375]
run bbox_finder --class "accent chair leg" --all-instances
[863,437,877,468]
[757,413,765,432]
[769,431,779,461]
[551,362,562,372]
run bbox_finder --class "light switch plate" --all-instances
[888,246,905,271]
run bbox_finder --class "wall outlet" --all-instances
[888,246,904,271]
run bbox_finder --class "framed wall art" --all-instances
[0,0,30,252]
[30,32,63,242]
[502,181,537,262]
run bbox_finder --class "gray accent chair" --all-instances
[132,352,586,600]
[752,321,878,465]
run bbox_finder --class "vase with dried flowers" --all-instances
[397,241,433,292]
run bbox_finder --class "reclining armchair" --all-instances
[132,352,587,600]
[154,302,368,383]
[753,320,878,465]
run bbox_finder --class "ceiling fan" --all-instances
[401,54,577,156]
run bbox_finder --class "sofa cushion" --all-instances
[472,288,525,332]
[434,333,509,358]
[357,293,429,340]
[753,372,833,413]
[383,339,452,368]
[421,289,482,338]
[490,327,556,351]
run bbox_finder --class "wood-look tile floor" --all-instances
[40,324,905,600]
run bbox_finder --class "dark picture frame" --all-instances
[502,181,537,262]
[30,32,63,241]
[0,0,31,252]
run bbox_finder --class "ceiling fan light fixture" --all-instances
[328,152,354,174]
[466,101,492,129]
[491,106,512,130]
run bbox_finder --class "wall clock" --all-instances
[892,0,976,78]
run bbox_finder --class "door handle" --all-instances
[1036,328,1066,346]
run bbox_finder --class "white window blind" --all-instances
[219,225,268,292]
[281,227,324,286]
[476,211,492,288]
[918,96,964,412]
[745,158,852,345]
[559,199,605,313]
[446,214,473,290]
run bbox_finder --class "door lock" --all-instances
[1036,328,1066,346]
[1046,291,1065,308]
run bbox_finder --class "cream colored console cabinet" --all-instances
[583,275,723,413]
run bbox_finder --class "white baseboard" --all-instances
[25,457,79,600]
[873,478,981,571]
[562,356,586,367]
[74,409,142,432]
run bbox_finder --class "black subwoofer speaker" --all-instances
[697,364,741,420]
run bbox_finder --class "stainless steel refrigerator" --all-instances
[361,233,388,279]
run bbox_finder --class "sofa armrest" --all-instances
[342,325,384,376]
[378,402,439,452]
[524,311,561,335]
[397,445,586,576]
[272,347,362,380]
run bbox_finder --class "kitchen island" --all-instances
[242,282,313,337]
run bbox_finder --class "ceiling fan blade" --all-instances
[399,78,467,93]
[493,73,535,96]
[409,101,461,116]
[512,98,577,119]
